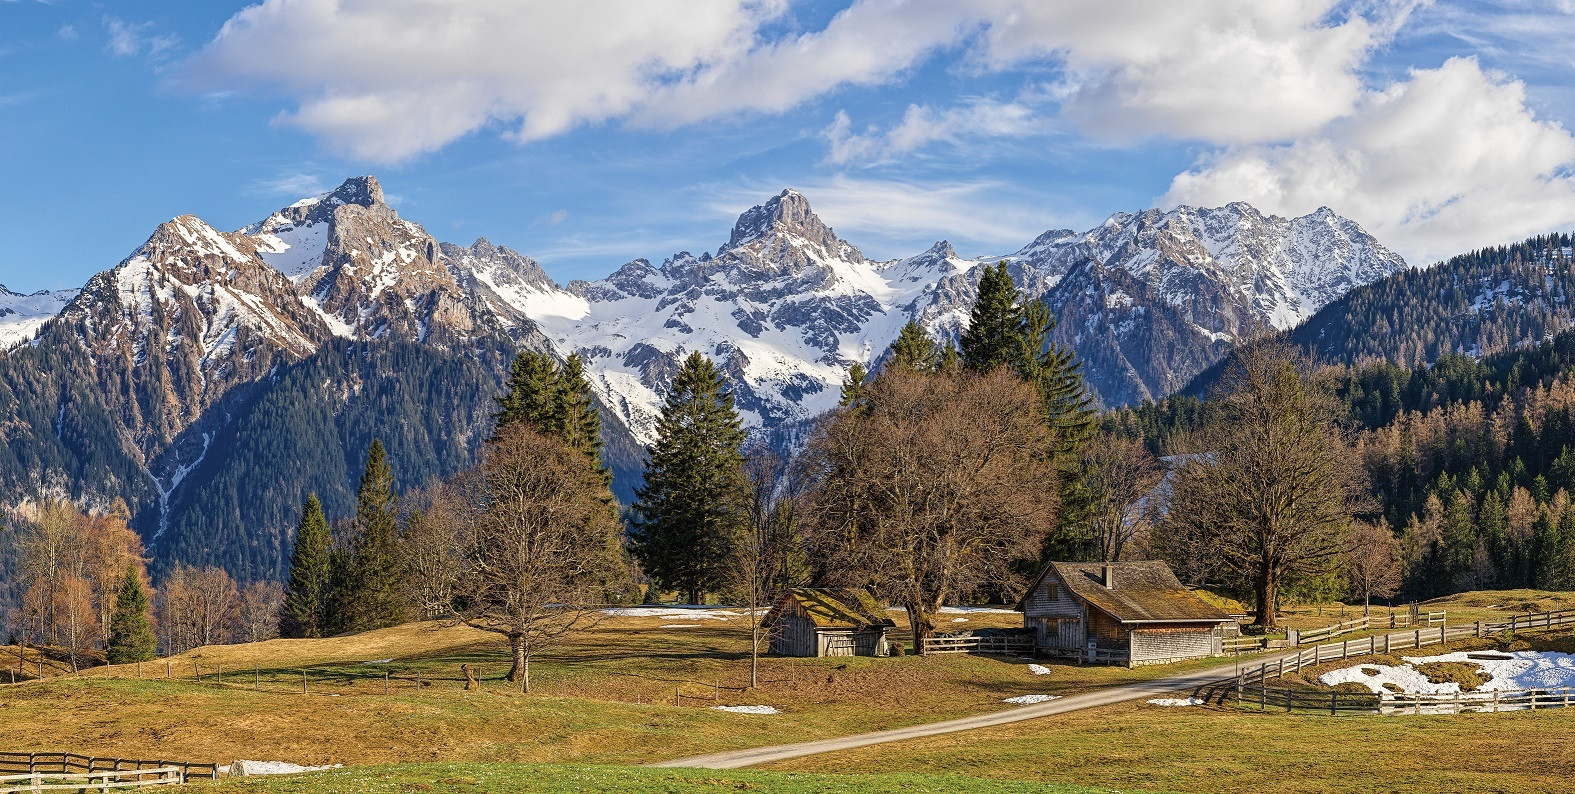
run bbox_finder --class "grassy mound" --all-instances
[189,763,1111,793]
[1414,661,1488,691]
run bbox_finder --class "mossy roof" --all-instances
[762,588,896,630]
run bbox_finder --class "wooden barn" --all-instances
[762,589,896,657]
[1017,561,1232,666]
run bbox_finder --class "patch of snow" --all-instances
[361,659,393,664]
[230,760,342,776]
[1028,664,1052,675]
[937,606,1019,615]
[660,624,702,629]
[602,606,740,620]
[1003,694,1061,704]
[1319,650,1575,698]
[1147,697,1205,707]
[711,705,780,715]
[951,617,969,623]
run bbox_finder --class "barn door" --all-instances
[1058,618,1085,650]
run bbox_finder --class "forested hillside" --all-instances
[1292,233,1575,368]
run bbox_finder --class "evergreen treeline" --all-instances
[1290,233,1575,369]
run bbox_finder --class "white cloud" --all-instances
[57,25,78,42]
[548,209,569,225]
[1162,57,1575,265]
[184,0,1415,162]
[180,0,776,163]
[104,17,179,59]
[823,99,1039,166]
[251,172,327,198]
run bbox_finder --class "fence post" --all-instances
[1414,629,1421,649]
[166,660,170,679]
[385,672,390,695]
[1261,682,1267,711]
[1493,689,1500,712]
[302,669,308,694]
[1331,690,1337,715]
[1286,689,1292,713]
[216,664,221,688]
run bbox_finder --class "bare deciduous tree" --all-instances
[728,446,809,687]
[1082,436,1164,562]
[158,564,239,653]
[1158,341,1367,628]
[446,424,624,691]
[399,488,463,621]
[238,580,285,643]
[1345,520,1402,616]
[801,368,1059,651]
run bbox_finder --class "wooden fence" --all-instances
[1290,610,1445,646]
[0,767,184,793]
[0,753,216,789]
[1192,607,1575,710]
[920,633,1034,655]
[1234,682,1575,716]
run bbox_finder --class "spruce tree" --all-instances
[347,440,403,631]
[1019,299,1098,454]
[495,351,561,435]
[631,352,750,604]
[106,564,157,664]
[960,263,1023,373]
[557,353,607,473]
[889,320,939,372]
[279,494,332,638]
[839,362,869,409]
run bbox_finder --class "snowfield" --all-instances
[1147,697,1205,707]
[1319,650,1575,697]
[601,606,742,620]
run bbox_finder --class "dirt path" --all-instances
[651,657,1264,769]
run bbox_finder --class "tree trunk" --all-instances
[1364,589,1371,617]
[750,617,759,689]
[507,633,526,683]
[906,603,933,655]
[1255,569,1278,629]
[687,586,699,606]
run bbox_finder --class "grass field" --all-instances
[186,763,1111,793]
[10,590,1575,792]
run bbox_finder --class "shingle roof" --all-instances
[761,588,897,630]
[1028,561,1232,624]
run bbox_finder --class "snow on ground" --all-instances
[1028,664,1051,675]
[602,606,741,620]
[712,705,781,715]
[1003,694,1061,704]
[230,761,342,776]
[938,606,1019,615]
[660,624,701,629]
[361,658,393,664]
[952,617,969,623]
[1147,697,1205,707]
[1319,650,1575,697]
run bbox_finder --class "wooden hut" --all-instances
[762,588,896,657]
[1017,561,1231,666]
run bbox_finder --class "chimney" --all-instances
[1102,563,1114,589]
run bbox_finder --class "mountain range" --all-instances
[0,175,1480,581]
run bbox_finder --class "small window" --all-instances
[1045,583,1059,600]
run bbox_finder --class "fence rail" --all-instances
[0,766,183,793]
[1234,683,1575,716]
[0,752,216,784]
[920,634,1034,655]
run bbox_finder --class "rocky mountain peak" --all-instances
[325,175,384,209]
[723,189,864,263]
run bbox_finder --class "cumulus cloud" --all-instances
[184,0,1411,162]
[180,0,774,162]
[822,99,1039,166]
[1163,57,1575,265]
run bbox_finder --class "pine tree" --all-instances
[631,352,751,604]
[1019,299,1098,455]
[557,353,607,475]
[105,563,156,664]
[346,440,403,631]
[888,321,939,372]
[495,351,561,435]
[279,494,332,638]
[960,262,1023,373]
[839,362,869,409]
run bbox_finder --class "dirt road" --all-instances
[652,657,1256,769]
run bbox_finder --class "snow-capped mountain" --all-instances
[522,190,972,442]
[0,176,1406,578]
[0,284,78,348]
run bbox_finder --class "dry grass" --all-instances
[1414,661,1489,691]
[1,608,1253,769]
[764,699,1575,793]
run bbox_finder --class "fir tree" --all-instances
[888,321,940,372]
[557,353,607,475]
[839,362,869,409]
[347,440,403,631]
[495,351,561,435]
[1019,299,1098,455]
[105,563,156,664]
[960,262,1023,373]
[279,494,332,638]
[631,352,751,604]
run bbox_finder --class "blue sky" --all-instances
[5,1,1575,292]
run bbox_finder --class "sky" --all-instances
[5,0,1575,292]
